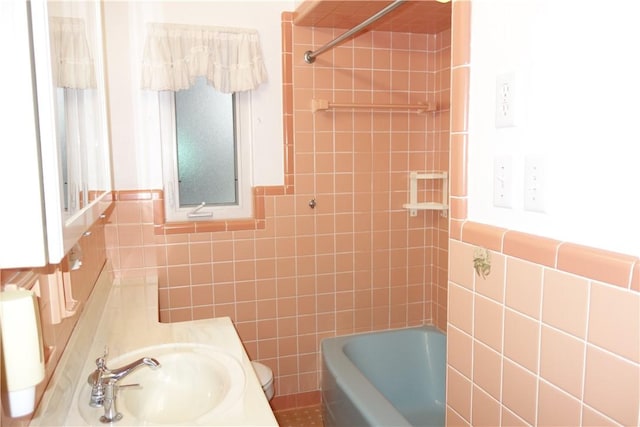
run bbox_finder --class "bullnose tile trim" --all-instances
[453,221,639,293]
[557,243,637,289]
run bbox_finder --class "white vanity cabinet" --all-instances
[0,1,112,268]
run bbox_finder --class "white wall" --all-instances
[103,1,294,190]
[467,0,640,256]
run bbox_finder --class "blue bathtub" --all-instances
[321,326,446,427]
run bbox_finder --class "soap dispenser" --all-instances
[0,288,45,417]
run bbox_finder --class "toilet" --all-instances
[251,361,274,401]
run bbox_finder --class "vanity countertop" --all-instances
[30,269,278,426]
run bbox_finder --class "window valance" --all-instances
[49,17,96,89]
[141,23,268,93]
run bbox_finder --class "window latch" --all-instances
[187,202,213,218]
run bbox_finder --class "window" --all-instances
[160,76,253,222]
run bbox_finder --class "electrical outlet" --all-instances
[495,72,516,128]
[493,156,513,208]
[524,157,545,212]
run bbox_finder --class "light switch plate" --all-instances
[493,156,513,208]
[495,72,516,128]
[524,157,545,212]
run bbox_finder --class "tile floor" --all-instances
[274,405,324,427]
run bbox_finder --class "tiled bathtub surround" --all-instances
[105,13,452,408]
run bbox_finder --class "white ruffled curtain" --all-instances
[49,16,99,215]
[49,17,96,89]
[141,23,268,93]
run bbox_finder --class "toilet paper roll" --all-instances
[0,288,45,417]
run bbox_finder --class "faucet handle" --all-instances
[95,346,109,370]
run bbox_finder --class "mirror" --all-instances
[47,1,111,221]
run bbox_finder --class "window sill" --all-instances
[112,187,290,235]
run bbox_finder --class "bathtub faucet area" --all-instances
[87,349,161,423]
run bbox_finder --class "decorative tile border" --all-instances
[112,187,283,235]
[455,221,639,291]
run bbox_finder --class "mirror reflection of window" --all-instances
[54,88,68,211]
[48,10,107,218]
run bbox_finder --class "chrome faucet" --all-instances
[88,348,161,423]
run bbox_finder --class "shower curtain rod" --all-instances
[303,0,407,64]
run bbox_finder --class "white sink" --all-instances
[78,343,246,425]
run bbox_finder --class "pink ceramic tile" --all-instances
[632,260,640,291]
[503,230,561,268]
[472,340,502,400]
[450,197,468,220]
[117,224,144,247]
[584,345,640,426]
[447,326,473,378]
[505,257,543,319]
[450,66,470,133]
[461,221,506,252]
[168,286,192,308]
[588,281,640,362]
[447,366,472,423]
[501,408,529,427]
[473,294,503,352]
[471,386,500,427]
[451,0,471,67]
[581,406,619,427]
[190,264,212,285]
[189,242,212,264]
[557,243,636,289]
[446,407,470,427]
[542,269,589,338]
[449,240,475,290]
[502,359,537,425]
[539,326,585,398]
[503,308,540,373]
[536,381,581,427]
[448,283,474,335]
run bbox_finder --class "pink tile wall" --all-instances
[447,1,640,425]
[447,236,640,427]
[104,13,451,409]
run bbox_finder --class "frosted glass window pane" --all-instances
[175,76,237,207]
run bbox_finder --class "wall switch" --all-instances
[493,156,513,208]
[495,72,516,128]
[524,157,545,212]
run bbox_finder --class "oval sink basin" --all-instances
[78,343,245,425]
